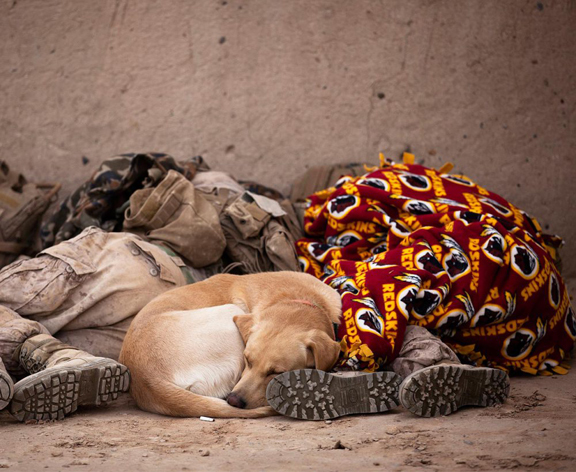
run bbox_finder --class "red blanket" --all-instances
[296,154,574,375]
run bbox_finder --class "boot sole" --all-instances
[9,359,130,422]
[399,364,510,417]
[266,369,401,421]
[0,370,14,411]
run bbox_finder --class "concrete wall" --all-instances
[1,0,575,279]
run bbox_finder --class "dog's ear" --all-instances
[233,314,254,344]
[306,329,341,371]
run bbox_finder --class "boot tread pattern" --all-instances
[9,360,130,422]
[266,369,401,421]
[0,370,14,410]
[400,365,510,417]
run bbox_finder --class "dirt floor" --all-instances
[0,360,575,472]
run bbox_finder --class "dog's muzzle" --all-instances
[226,392,246,409]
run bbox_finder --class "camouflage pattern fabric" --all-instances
[297,153,574,376]
[40,153,207,249]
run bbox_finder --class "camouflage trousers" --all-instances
[0,227,193,376]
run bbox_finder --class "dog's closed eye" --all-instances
[266,368,282,377]
[244,356,253,369]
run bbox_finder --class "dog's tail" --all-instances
[128,374,275,419]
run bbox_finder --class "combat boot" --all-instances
[399,363,510,417]
[0,357,14,411]
[266,369,401,421]
[9,334,130,421]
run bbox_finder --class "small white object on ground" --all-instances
[200,416,215,422]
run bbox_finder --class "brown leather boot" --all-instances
[9,334,130,421]
[0,357,14,411]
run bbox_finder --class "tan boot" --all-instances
[266,369,401,421]
[9,334,130,422]
[0,357,14,411]
[399,363,510,417]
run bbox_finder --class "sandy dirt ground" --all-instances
[1,361,575,472]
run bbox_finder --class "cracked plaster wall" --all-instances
[1,0,575,279]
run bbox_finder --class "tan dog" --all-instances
[119,272,342,418]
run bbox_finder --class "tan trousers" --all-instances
[0,227,190,375]
[390,325,461,377]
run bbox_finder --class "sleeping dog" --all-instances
[119,272,342,418]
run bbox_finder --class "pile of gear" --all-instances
[0,150,574,423]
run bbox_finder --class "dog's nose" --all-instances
[226,392,246,409]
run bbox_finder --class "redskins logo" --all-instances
[321,265,336,279]
[440,234,463,252]
[436,309,469,331]
[357,177,390,192]
[355,308,384,337]
[456,291,475,320]
[482,233,507,265]
[396,285,418,320]
[455,211,485,226]
[307,242,333,262]
[539,358,559,373]
[384,216,412,239]
[334,175,354,188]
[398,172,432,192]
[328,194,360,220]
[431,197,467,208]
[329,276,360,295]
[535,318,546,345]
[479,197,512,217]
[371,241,388,254]
[442,249,471,281]
[510,244,539,280]
[337,230,362,247]
[416,250,445,276]
[505,291,517,318]
[502,329,535,361]
[402,200,436,215]
[565,306,576,340]
[441,174,475,186]
[548,272,560,309]
[298,256,310,272]
[411,289,442,319]
[471,304,505,327]
[368,259,394,271]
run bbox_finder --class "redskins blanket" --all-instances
[296,154,575,375]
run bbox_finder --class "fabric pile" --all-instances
[295,153,574,375]
[39,152,300,278]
